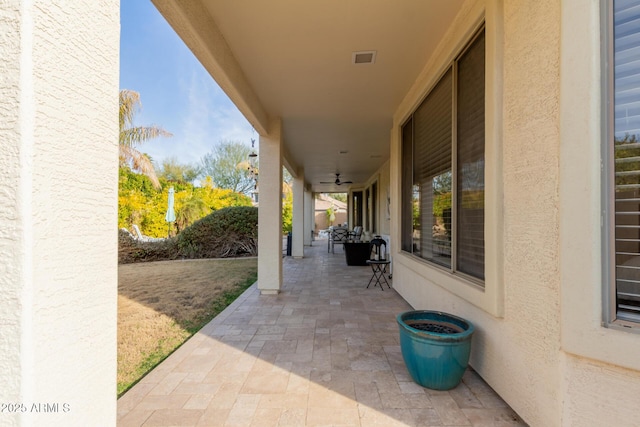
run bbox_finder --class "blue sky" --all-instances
[119,1,254,166]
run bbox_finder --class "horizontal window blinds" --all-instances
[615,0,640,318]
[413,69,453,267]
[456,31,486,280]
[615,1,640,136]
[414,69,453,183]
[399,26,485,282]
[401,119,414,253]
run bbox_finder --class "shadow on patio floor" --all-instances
[118,242,526,427]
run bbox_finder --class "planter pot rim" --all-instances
[397,310,475,342]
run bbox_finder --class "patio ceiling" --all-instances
[153,0,466,192]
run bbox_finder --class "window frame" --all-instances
[401,25,486,286]
[602,0,640,329]
[603,0,616,327]
[559,0,640,372]
[392,5,503,318]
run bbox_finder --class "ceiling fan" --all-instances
[320,173,353,186]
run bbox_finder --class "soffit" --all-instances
[201,0,465,192]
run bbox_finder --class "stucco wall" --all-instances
[500,0,562,422]
[391,0,640,425]
[391,0,562,425]
[377,159,391,236]
[558,1,640,426]
[315,211,347,231]
[1,4,26,417]
[562,355,640,426]
[0,1,119,425]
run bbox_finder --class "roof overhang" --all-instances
[152,0,466,192]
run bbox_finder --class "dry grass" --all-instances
[117,257,257,396]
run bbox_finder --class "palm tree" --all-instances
[119,89,172,188]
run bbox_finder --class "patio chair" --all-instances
[348,226,363,242]
[366,236,391,290]
[131,224,165,243]
[329,226,349,253]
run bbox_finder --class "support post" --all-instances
[292,174,305,258]
[304,189,313,246]
[258,118,283,294]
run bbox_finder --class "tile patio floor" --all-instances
[118,242,527,427]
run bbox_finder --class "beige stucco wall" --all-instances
[1,3,26,414]
[389,0,640,425]
[315,210,347,232]
[0,1,119,425]
[391,0,548,412]
[258,118,284,293]
[499,1,561,423]
[561,355,640,426]
[558,1,640,426]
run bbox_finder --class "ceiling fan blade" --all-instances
[320,174,351,185]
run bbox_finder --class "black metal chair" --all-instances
[366,236,391,290]
[329,226,349,253]
[369,236,387,260]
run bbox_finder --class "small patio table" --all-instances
[366,259,391,290]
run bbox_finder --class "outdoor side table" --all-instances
[366,259,391,290]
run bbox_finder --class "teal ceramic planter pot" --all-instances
[397,310,474,390]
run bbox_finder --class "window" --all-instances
[371,181,378,233]
[353,191,363,227]
[401,27,485,282]
[605,0,640,324]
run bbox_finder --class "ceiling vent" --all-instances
[352,50,376,65]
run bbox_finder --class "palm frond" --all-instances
[119,89,140,131]
[120,145,161,189]
[118,89,172,189]
[120,126,172,148]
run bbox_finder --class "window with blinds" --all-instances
[401,119,414,253]
[457,31,486,280]
[400,26,485,282]
[612,0,640,322]
[414,69,453,267]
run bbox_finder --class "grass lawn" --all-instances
[117,257,257,396]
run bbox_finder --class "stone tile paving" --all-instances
[118,243,527,426]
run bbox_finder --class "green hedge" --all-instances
[176,206,258,259]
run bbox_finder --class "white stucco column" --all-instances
[304,189,313,246]
[258,118,283,294]
[0,2,119,425]
[292,174,305,258]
